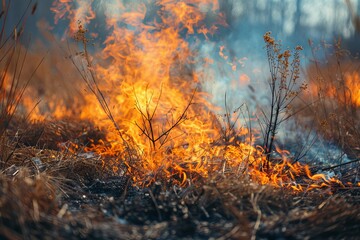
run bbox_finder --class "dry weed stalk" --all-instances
[260,32,306,170]
[217,93,248,144]
[0,0,43,169]
[69,22,140,176]
[134,86,195,150]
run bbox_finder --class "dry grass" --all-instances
[198,175,360,239]
[296,40,360,163]
[0,168,59,238]
[0,2,359,238]
[0,117,359,239]
[0,0,43,170]
[0,120,108,239]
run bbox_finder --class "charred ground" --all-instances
[0,118,359,240]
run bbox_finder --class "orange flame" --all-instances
[308,70,360,108]
[344,72,360,107]
[51,0,96,34]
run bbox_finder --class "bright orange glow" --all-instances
[344,72,360,107]
[308,70,360,108]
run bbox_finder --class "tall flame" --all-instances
[345,72,360,107]
[76,0,228,184]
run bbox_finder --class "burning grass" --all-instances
[295,39,360,164]
[1,0,360,239]
[0,132,359,239]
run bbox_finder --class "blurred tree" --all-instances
[345,0,360,32]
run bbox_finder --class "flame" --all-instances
[344,72,360,107]
[63,0,227,185]
[324,71,360,107]
[15,0,357,191]
[51,0,96,34]
[308,70,360,108]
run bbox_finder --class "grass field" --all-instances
[1,1,359,239]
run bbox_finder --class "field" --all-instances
[1,1,360,239]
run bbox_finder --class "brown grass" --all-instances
[0,116,359,239]
[0,119,108,239]
[0,2,359,238]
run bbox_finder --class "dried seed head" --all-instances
[263,32,275,45]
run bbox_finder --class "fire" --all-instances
[344,72,360,107]
[66,0,227,185]
[51,0,95,35]
[17,1,356,191]
[308,70,360,108]
[323,71,360,107]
